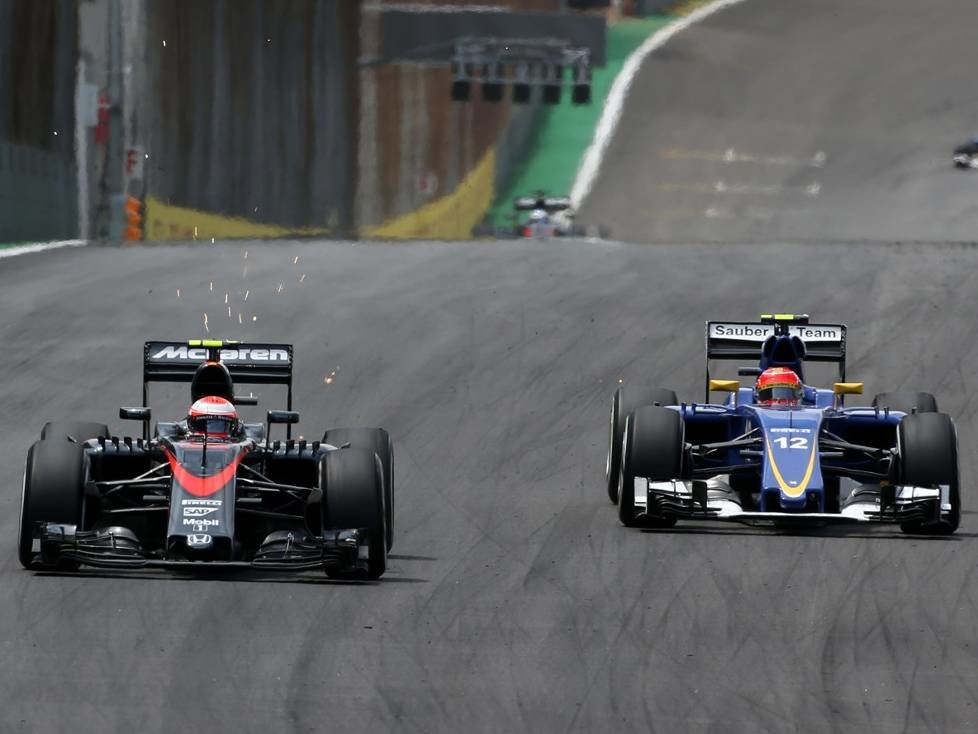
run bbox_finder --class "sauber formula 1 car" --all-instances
[19,340,393,578]
[606,315,960,534]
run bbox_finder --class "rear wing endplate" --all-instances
[704,316,846,399]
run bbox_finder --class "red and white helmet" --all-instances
[754,367,803,406]
[187,396,240,437]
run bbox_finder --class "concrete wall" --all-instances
[122,0,588,241]
[0,0,78,242]
[357,0,562,237]
[134,0,358,235]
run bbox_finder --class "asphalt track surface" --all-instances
[4,2,978,733]
[578,0,978,245]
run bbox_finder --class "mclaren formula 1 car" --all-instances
[606,315,960,534]
[19,340,393,578]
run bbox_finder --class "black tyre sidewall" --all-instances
[607,387,678,504]
[320,448,387,579]
[323,428,394,551]
[618,406,682,527]
[898,412,960,534]
[19,440,88,569]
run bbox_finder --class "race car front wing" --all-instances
[31,523,371,575]
[633,477,951,527]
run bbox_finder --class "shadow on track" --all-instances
[30,569,429,585]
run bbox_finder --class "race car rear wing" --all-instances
[143,339,294,409]
[513,196,573,212]
[704,315,846,400]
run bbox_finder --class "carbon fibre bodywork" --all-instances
[613,316,958,531]
[30,429,372,573]
[22,340,390,575]
[628,399,952,528]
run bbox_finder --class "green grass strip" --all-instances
[487,16,674,228]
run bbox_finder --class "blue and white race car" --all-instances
[606,314,959,534]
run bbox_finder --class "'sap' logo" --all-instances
[183,507,217,518]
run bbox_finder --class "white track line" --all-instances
[0,240,87,259]
[570,0,751,208]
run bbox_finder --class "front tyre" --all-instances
[618,406,682,528]
[40,421,110,442]
[607,387,678,504]
[323,428,394,551]
[321,448,387,579]
[19,440,89,569]
[898,412,960,535]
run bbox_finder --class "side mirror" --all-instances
[737,367,762,377]
[235,395,259,406]
[708,379,741,393]
[832,382,863,409]
[267,410,299,425]
[120,407,152,421]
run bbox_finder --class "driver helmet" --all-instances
[529,208,549,223]
[187,396,240,437]
[754,367,803,407]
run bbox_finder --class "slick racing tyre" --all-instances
[321,448,387,579]
[323,428,394,551]
[19,440,90,569]
[871,392,937,414]
[618,406,681,529]
[607,387,677,504]
[40,421,110,442]
[897,412,960,535]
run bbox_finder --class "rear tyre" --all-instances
[618,406,682,528]
[607,387,678,504]
[871,392,937,414]
[323,428,394,551]
[40,421,109,442]
[321,448,387,579]
[19,440,89,569]
[898,412,959,535]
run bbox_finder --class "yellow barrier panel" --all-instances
[144,197,329,241]
[364,147,496,240]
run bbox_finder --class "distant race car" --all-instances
[952,137,978,168]
[512,192,582,239]
[19,340,393,578]
[606,314,959,534]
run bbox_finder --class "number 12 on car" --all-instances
[773,436,809,449]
